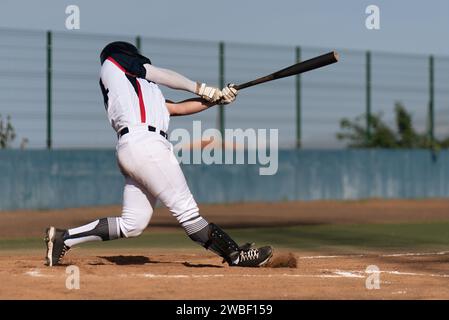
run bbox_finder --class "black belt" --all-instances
[118,126,168,139]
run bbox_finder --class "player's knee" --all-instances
[118,215,149,238]
[124,225,146,238]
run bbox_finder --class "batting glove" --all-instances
[220,84,238,105]
[195,82,223,103]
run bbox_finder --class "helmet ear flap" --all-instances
[137,53,151,65]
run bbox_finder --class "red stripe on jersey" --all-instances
[136,79,146,123]
[107,56,146,123]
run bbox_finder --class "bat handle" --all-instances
[233,84,243,91]
[224,83,244,91]
[233,81,259,91]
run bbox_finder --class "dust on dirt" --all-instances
[265,252,298,268]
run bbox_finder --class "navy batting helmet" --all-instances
[100,41,151,78]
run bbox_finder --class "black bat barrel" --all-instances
[234,51,339,90]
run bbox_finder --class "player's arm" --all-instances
[166,85,238,116]
[143,64,222,103]
[166,98,213,116]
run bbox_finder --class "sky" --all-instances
[0,0,448,56]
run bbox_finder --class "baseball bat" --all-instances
[233,51,339,90]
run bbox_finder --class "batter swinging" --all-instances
[45,42,273,268]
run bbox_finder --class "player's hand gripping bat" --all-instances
[233,51,339,90]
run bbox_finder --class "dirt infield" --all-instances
[1,199,448,238]
[1,248,449,299]
[1,199,449,299]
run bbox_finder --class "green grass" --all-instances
[2,221,449,253]
[232,221,449,253]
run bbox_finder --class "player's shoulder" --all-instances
[100,59,121,78]
[101,58,114,69]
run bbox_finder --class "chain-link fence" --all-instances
[1,28,448,149]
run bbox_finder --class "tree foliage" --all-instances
[0,114,16,148]
[337,102,449,149]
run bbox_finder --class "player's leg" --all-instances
[118,177,157,238]
[127,138,273,267]
[45,176,155,266]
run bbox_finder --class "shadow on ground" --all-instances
[98,255,224,268]
[98,255,152,265]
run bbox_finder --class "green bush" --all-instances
[0,114,16,148]
[337,102,449,149]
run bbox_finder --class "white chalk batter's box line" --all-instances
[136,269,449,279]
[321,269,449,279]
[24,269,449,280]
[299,250,449,259]
[23,269,351,279]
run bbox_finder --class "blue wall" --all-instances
[1,149,448,210]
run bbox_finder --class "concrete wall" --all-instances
[0,149,448,210]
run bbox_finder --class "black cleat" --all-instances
[45,226,70,266]
[231,245,273,267]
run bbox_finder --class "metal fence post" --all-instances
[295,46,302,148]
[46,31,52,149]
[429,55,434,145]
[366,51,372,143]
[218,42,225,136]
[135,35,141,51]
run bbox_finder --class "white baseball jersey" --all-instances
[99,57,170,134]
[98,53,202,239]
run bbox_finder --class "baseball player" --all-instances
[45,41,273,268]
